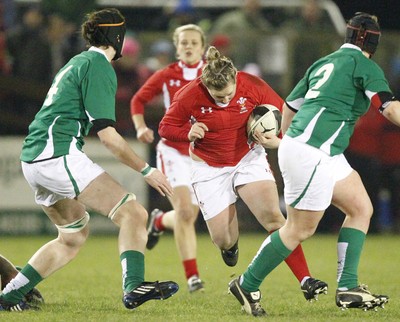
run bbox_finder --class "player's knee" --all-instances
[108,193,136,221]
[362,200,374,219]
[281,219,317,243]
[260,209,286,232]
[110,193,147,227]
[56,214,90,250]
[347,197,373,220]
[297,227,317,241]
[211,233,234,250]
[56,212,90,245]
[63,227,89,250]
[120,203,147,226]
[175,206,196,223]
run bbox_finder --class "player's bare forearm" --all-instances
[97,127,172,197]
[97,127,146,172]
[383,100,400,127]
[281,103,296,135]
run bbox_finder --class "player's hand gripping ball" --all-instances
[247,104,282,141]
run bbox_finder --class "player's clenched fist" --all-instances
[188,122,208,141]
[136,126,154,144]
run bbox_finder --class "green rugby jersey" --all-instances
[21,48,117,162]
[285,44,391,156]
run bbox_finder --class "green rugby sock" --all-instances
[337,227,365,289]
[242,231,291,292]
[1,264,43,304]
[120,250,144,293]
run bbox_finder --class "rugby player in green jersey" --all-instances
[0,8,178,312]
[230,12,397,315]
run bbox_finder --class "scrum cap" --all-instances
[345,12,380,55]
[84,8,126,61]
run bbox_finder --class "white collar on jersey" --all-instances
[340,43,362,52]
[216,101,230,108]
[178,60,204,81]
[88,46,110,62]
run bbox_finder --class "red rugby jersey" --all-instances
[130,61,204,155]
[159,71,284,167]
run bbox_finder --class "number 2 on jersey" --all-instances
[305,63,334,99]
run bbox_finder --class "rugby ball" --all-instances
[247,104,282,141]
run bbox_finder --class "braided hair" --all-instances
[201,46,237,91]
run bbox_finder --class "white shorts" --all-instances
[21,153,105,207]
[156,141,197,205]
[278,136,353,211]
[191,145,275,220]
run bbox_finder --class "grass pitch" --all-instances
[1,233,399,321]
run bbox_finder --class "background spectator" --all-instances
[211,0,271,35]
[281,0,339,85]
[145,39,175,72]
[151,0,211,34]
[4,4,85,135]
[41,0,95,27]
[211,0,273,71]
[4,5,51,134]
[46,13,83,78]
[288,0,335,32]
[6,5,52,85]
[1,0,16,31]
[210,34,232,57]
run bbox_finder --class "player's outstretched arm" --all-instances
[97,126,173,197]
